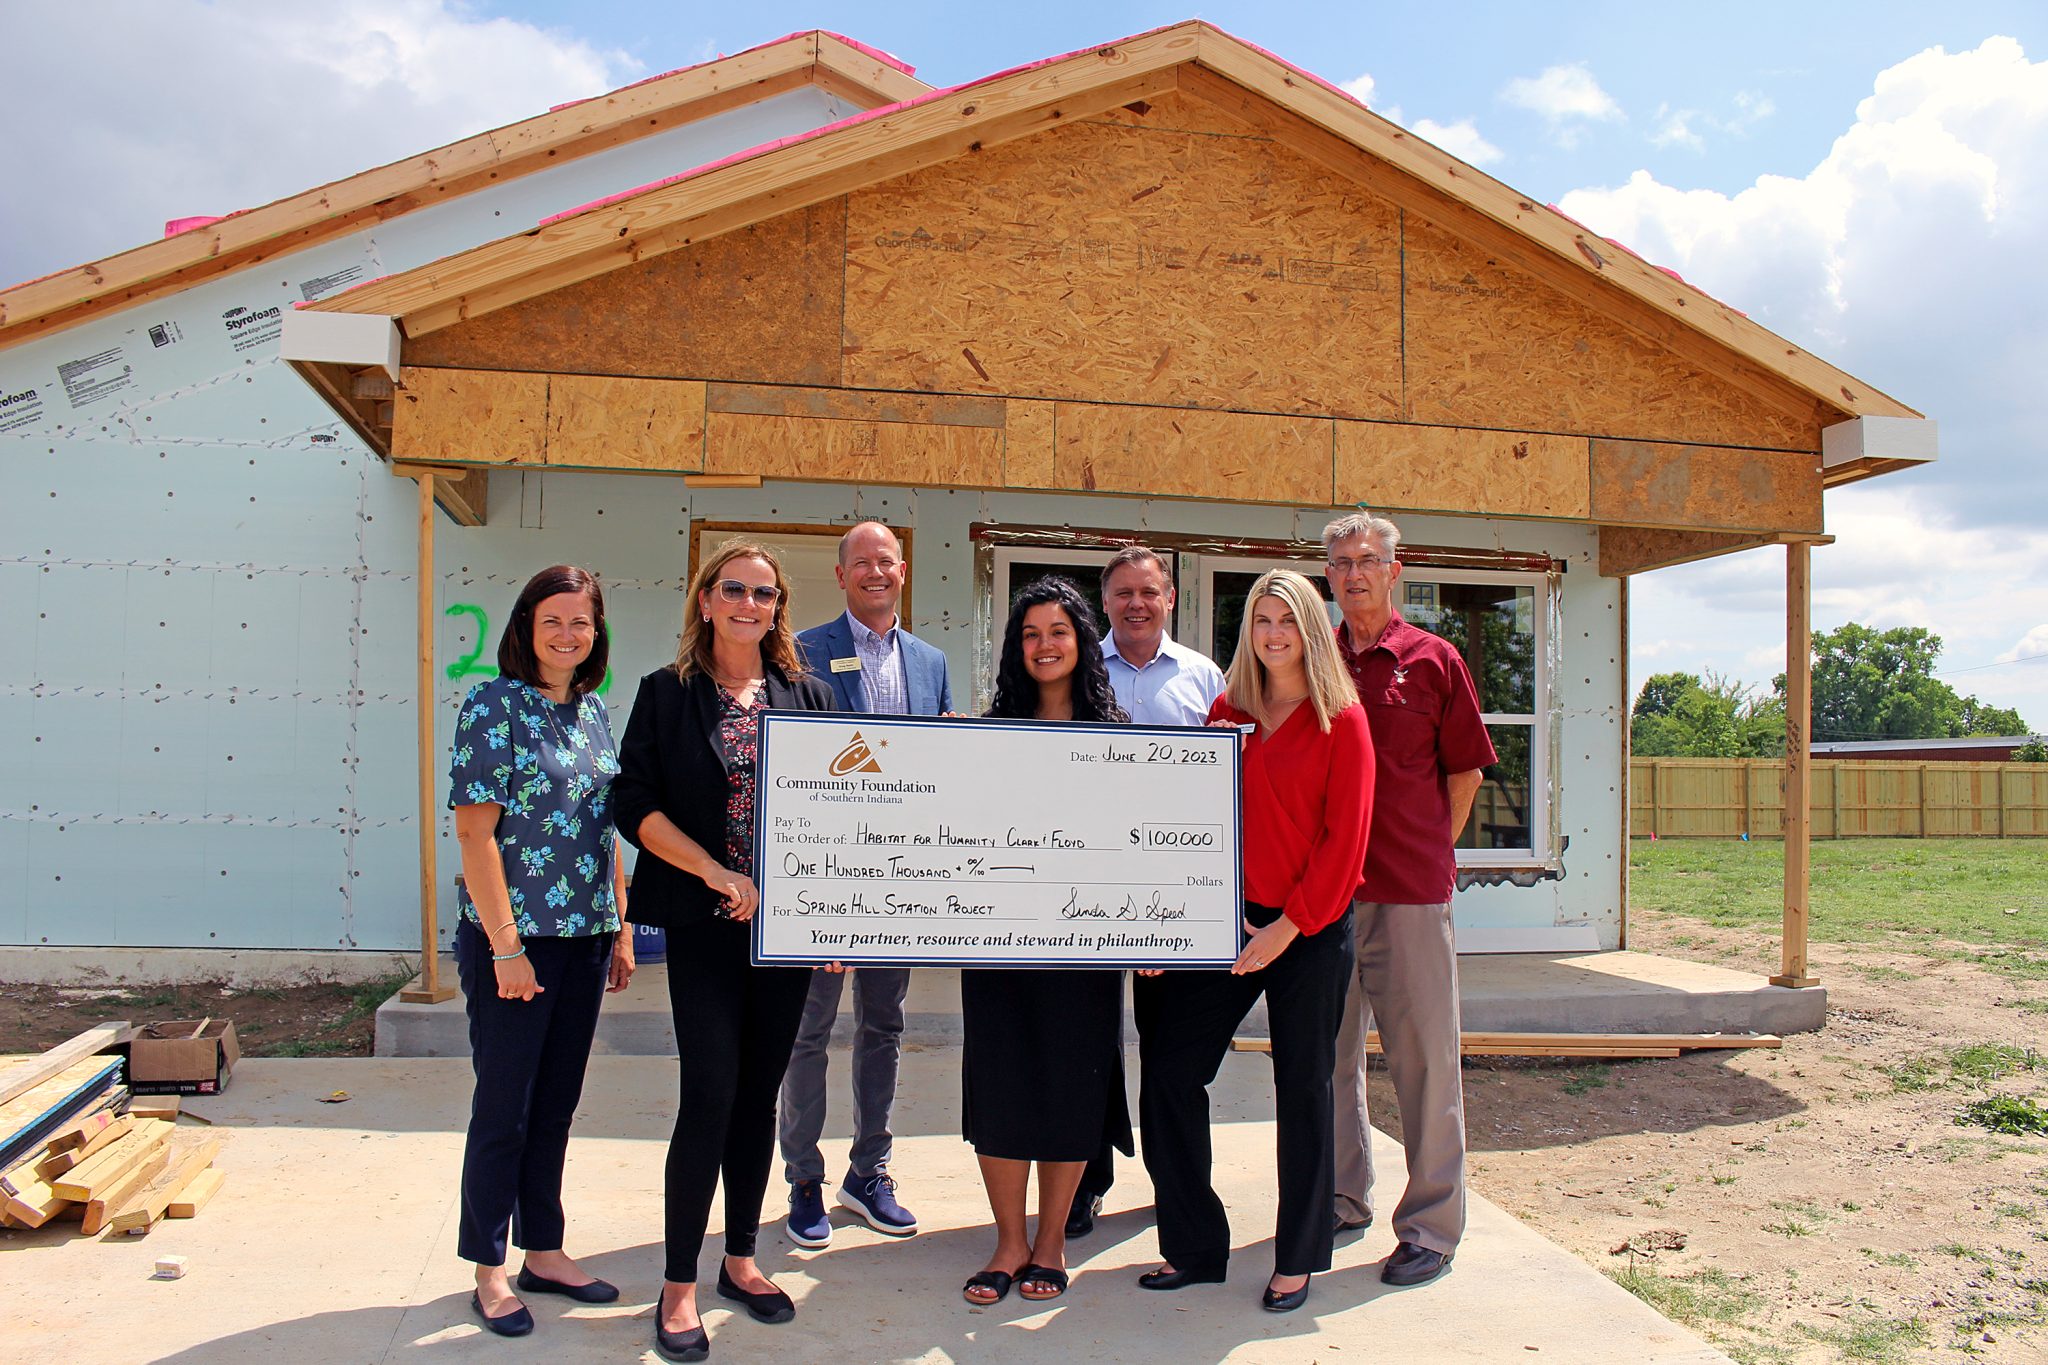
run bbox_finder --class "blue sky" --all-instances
[5,1,2045,727]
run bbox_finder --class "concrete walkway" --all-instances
[7,1053,1728,1363]
[378,952,1826,1056]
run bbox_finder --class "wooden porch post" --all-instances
[1772,540,1820,988]
[400,467,458,1004]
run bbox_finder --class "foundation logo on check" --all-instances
[829,732,884,777]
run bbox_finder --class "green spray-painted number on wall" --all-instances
[445,602,612,694]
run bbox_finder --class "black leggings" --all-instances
[1135,904,1355,1278]
[661,912,812,1283]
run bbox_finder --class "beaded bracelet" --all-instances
[492,945,527,962]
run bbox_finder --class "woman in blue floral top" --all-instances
[448,564,633,1339]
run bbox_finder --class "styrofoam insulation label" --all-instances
[57,346,135,408]
[0,381,45,433]
[220,304,284,355]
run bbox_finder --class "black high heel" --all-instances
[716,1262,796,1324]
[1262,1275,1311,1313]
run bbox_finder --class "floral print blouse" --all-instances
[719,686,769,875]
[448,676,622,938]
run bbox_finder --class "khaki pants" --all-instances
[1332,899,1465,1254]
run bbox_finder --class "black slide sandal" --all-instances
[962,1269,1016,1305]
[1017,1265,1069,1301]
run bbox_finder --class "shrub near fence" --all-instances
[1629,759,2048,839]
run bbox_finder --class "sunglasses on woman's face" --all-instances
[715,579,782,607]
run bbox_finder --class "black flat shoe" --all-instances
[517,1266,620,1303]
[1262,1277,1311,1313]
[1065,1191,1102,1238]
[655,1321,709,1362]
[1138,1265,1226,1291]
[716,1263,795,1324]
[470,1291,534,1337]
[1381,1241,1454,1287]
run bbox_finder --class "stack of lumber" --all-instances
[0,1025,226,1238]
[1231,1030,1784,1058]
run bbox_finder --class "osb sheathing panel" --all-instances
[403,200,846,386]
[706,382,1003,427]
[1591,438,1823,533]
[547,374,705,472]
[393,367,546,464]
[704,411,1004,487]
[1004,400,1057,488]
[1598,525,1771,577]
[1086,94,1269,140]
[841,92,1403,420]
[1402,218,1820,453]
[1335,422,1589,520]
[1038,403,1331,504]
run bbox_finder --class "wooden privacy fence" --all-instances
[1630,758,2048,839]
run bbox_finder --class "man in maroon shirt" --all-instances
[1323,512,1496,1288]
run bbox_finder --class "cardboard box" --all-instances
[124,1021,240,1096]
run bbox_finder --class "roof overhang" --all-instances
[1820,414,1940,487]
[0,31,928,352]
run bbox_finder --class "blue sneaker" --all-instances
[838,1169,918,1237]
[787,1179,831,1249]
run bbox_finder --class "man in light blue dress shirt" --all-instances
[1071,545,1226,1237]
[782,522,953,1248]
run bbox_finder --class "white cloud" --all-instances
[1500,62,1622,144]
[1412,117,1504,166]
[1651,105,1706,152]
[1630,487,2048,726]
[1344,72,1497,165]
[0,0,642,287]
[1649,89,1776,155]
[1557,34,2042,507]
[1996,624,2048,664]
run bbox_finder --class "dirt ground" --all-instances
[0,974,407,1059]
[5,917,2043,1362]
[1456,911,2048,1365]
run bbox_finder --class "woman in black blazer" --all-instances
[612,537,835,1363]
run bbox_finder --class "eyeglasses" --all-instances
[1326,555,1391,574]
[714,579,782,607]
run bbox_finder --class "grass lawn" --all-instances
[1630,838,2048,950]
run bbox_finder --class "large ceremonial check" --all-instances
[753,712,1243,969]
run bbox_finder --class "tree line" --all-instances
[1633,624,2043,761]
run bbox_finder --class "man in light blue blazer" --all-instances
[780,520,952,1249]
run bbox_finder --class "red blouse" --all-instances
[1209,696,1375,935]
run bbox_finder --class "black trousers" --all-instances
[662,912,812,1283]
[1134,904,1354,1279]
[1078,971,1126,1201]
[455,919,612,1266]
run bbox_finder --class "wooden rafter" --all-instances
[0,32,930,350]
[295,21,1915,431]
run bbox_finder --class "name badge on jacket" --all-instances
[830,656,862,673]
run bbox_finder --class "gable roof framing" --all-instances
[0,31,927,350]
[298,20,1919,455]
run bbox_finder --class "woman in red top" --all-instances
[1133,569,1373,1314]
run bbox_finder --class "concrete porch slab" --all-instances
[3,1053,1730,1363]
[376,951,1825,1057]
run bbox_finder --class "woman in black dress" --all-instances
[612,538,837,1363]
[959,575,1135,1307]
